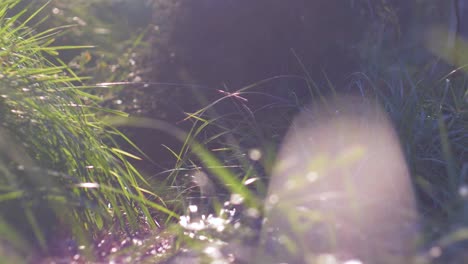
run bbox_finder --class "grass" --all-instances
[349,67,466,258]
[0,0,175,261]
[16,0,154,116]
[0,0,467,263]
[158,50,467,263]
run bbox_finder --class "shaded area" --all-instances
[131,0,365,172]
[151,0,360,88]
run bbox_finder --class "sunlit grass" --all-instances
[0,0,175,259]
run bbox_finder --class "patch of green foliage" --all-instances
[18,0,154,114]
[0,0,174,260]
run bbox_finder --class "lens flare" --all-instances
[259,96,419,263]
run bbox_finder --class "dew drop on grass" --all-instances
[11,109,25,115]
[98,239,105,248]
[203,246,222,259]
[76,182,100,188]
[343,260,363,264]
[189,205,198,213]
[244,177,258,185]
[316,254,338,264]
[267,194,279,206]
[230,194,244,205]
[306,171,318,182]
[248,148,262,161]
[132,238,143,246]
[94,28,110,34]
[286,179,296,190]
[459,185,468,198]
[72,16,87,26]
[121,239,129,247]
[246,208,260,218]
[429,246,442,258]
